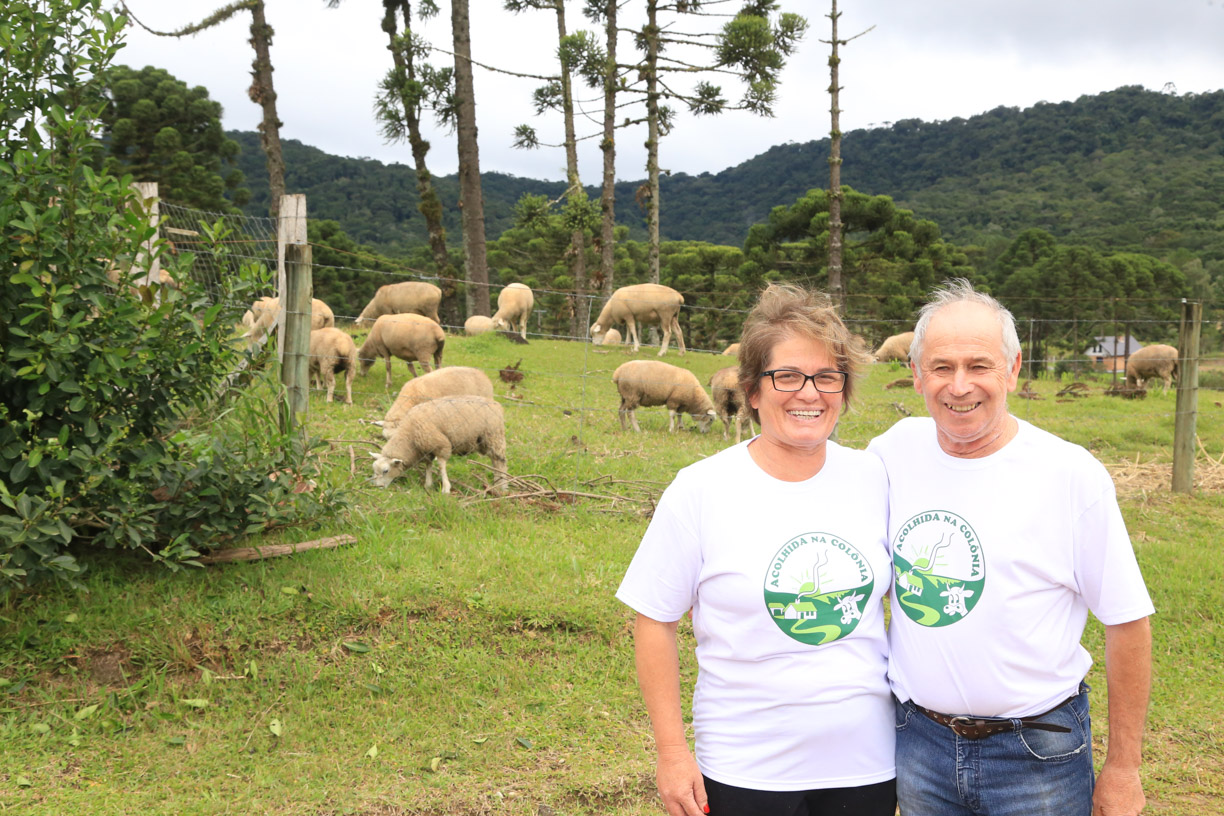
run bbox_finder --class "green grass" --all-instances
[1,334,1221,814]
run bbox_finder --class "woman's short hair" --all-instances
[910,278,1021,373]
[737,283,872,424]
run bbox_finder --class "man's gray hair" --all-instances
[910,279,1021,372]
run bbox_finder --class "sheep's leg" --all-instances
[490,452,508,495]
[618,401,630,431]
[343,367,354,405]
[668,409,679,432]
[518,316,528,341]
[437,458,451,494]
[406,360,419,379]
[384,356,393,390]
[658,321,671,356]
[626,317,639,352]
[324,365,335,403]
[673,317,686,356]
[630,409,641,433]
[423,457,434,490]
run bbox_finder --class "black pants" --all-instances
[703,775,897,816]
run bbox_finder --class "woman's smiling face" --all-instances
[749,334,844,458]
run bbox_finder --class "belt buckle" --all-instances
[948,716,977,738]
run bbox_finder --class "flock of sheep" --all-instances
[236,279,1181,497]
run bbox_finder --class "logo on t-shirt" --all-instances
[762,532,875,645]
[892,510,985,627]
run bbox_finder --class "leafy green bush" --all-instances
[0,0,344,593]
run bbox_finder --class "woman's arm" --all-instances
[635,613,709,816]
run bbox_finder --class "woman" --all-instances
[616,284,895,816]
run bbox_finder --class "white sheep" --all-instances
[722,342,740,357]
[490,282,534,340]
[596,327,622,347]
[309,327,358,405]
[465,315,495,336]
[1125,344,1179,393]
[244,296,336,347]
[356,281,442,326]
[612,360,715,433]
[709,365,755,443]
[369,395,508,494]
[376,366,495,440]
[590,283,686,356]
[357,313,446,390]
[873,331,914,362]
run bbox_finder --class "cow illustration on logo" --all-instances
[763,532,874,645]
[892,510,985,627]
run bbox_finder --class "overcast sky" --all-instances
[115,0,1224,184]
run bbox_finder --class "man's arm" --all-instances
[635,613,708,816]
[1093,616,1152,816]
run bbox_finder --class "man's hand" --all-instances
[1093,761,1145,816]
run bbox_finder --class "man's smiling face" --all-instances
[912,301,1021,459]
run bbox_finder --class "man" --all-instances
[868,279,1153,816]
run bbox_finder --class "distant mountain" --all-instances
[229,85,1224,263]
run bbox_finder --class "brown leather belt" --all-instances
[913,693,1078,740]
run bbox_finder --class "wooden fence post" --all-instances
[282,242,312,425]
[1172,299,1201,494]
[132,181,160,289]
[276,194,307,363]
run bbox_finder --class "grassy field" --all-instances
[1,333,1222,815]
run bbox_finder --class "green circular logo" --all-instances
[763,532,875,645]
[892,510,986,627]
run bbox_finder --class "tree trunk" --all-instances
[597,0,618,297]
[826,0,844,313]
[248,1,285,220]
[384,1,452,284]
[555,1,586,339]
[645,1,661,285]
[450,0,490,317]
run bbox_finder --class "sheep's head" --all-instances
[589,322,605,343]
[695,409,716,433]
[491,316,510,331]
[369,451,408,487]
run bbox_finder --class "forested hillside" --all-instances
[231,85,1224,263]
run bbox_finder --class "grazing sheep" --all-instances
[612,360,716,433]
[490,282,534,340]
[873,331,914,362]
[465,315,495,336]
[722,343,740,356]
[357,312,446,389]
[376,366,495,440]
[709,366,755,443]
[369,395,507,494]
[356,281,442,326]
[590,283,686,356]
[596,328,622,347]
[308,327,358,405]
[1125,344,1179,393]
[245,296,335,346]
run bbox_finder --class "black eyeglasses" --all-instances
[761,369,848,393]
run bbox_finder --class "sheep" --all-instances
[709,365,755,443]
[873,331,914,362]
[596,328,622,347]
[722,342,740,356]
[244,296,336,346]
[590,283,686,356]
[356,281,442,326]
[369,395,508,494]
[357,312,446,389]
[465,315,495,336]
[612,360,716,433]
[1125,344,1179,393]
[376,366,495,440]
[308,327,358,405]
[490,282,534,340]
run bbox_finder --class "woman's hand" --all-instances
[655,744,709,816]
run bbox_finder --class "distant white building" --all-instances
[1085,335,1144,372]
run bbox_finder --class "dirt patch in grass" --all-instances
[1105,456,1224,497]
[80,643,133,686]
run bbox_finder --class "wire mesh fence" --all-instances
[153,202,1223,498]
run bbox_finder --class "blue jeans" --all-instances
[894,685,1094,816]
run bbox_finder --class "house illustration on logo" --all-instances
[783,601,819,620]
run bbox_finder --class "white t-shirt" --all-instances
[616,440,895,791]
[868,417,1154,718]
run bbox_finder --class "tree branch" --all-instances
[117,0,257,38]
